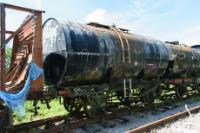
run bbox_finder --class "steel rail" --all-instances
[7,115,66,132]
[7,107,134,132]
[126,106,200,133]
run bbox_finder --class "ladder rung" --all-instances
[124,53,129,56]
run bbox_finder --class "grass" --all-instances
[189,96,200,102]
[13,98,68,124]
[12,91,200,125]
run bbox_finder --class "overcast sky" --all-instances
[1,0,200,46]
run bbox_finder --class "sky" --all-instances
[1,0,200,46]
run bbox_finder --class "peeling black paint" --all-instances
[43,18,192,87]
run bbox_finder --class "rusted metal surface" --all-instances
[164,43,199,74]
[38,127,63,133]
[0,4,5,91]
[5,17,32,46]
[126,106,200,133]
[43,19,170,88]
[41,18,200,92]
[30,12,43,92]
[3,3,45,13]
[5,31,14,34]
[0,3,44,97]
[8,106,133,132]
[87,22,129,32]
[8,115,66,132]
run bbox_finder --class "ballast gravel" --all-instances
[156,111,200,133]
[69,99,200,133]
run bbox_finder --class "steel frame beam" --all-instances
[0,4,5,91]
[0,2,44,92]
[4,3,45,13]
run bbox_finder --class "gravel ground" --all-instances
[69,98,200,133]
[156,110,200,133]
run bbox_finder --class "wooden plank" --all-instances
[3,3,45,13]
[0,4,5,91]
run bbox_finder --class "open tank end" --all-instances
[43,53,66,84]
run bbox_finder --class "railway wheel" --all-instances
[192,84,200,95]
[175,85,187,99]
[141,92,155,104]
[140,88,156,104]
[63,97,84,113]
[117,90,132,105]
[197,87,200,95]
[83,95,104,116]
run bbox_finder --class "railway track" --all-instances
[126,105,200,133]
[6,92,200,133]
[8,106,135,133]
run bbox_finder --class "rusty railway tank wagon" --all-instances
[0,3,200,131]
[42,18,200,113]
